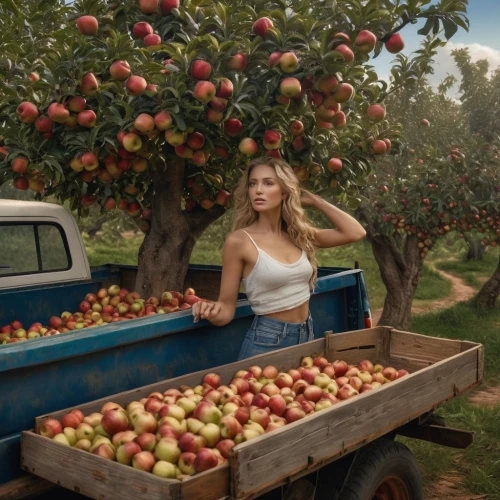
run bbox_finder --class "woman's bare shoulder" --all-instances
[224,229,253,257]
[224,229,248,247]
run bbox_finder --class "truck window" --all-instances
[0,223,70,276]
[0,224,38,275]
[38,225,69,271]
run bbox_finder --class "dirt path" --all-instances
[372,263,476,325]
[425,475,488,500]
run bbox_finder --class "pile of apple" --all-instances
[0,286,207,345]
[38,356,409,480]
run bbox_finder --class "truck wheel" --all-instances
[339,439,423,500]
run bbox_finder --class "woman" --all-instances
[192,157,366,360]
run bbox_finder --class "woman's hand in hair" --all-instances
[300,189,319,207]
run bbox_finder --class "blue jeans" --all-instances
[237,312,314,360]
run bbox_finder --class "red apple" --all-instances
[219,415,242,439]
[357,359,374,374]
[77,110,96,128]
[39,418,63,438]
[334,43,355,63]
[382,367,398,381]
[278,52,299,73]
[101,409,129,435]
[385,33,405,54]
[154,110,173,130]
[338,384,359,400]
[132,451,156,472]
[133,22,153,39]
[203,372,221,389]
[268,395,287,417]
[224,118,243,136]
[252,393,270,409]
[226,53,247,72]
[191,60,212,80]
[253,17,273,38]
[80,72,99,96]
[116,441,141,465]
[134,432,157,452]
[284,407,306,423]
[76,16,98,36]
[193,81,216,103]
[48,103,69,123]
[216,439,235,459]
[126,75,147,96]
[332,360,348,377]
[160,0,179,14]
[16,102,39,124]
[302,366,320,384]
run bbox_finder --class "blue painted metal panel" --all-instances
[0,434,21,484]
[0,265,369,486]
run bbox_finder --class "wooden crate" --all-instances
[21,327,483,500]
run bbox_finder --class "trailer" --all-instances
[18,327,483,500]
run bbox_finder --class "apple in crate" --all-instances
[178,452,197,475]
[199,423,221,447]
[194,448,218,473]
[178,432,207,453]
[216,439,235,459]
[152,460,178,478]
[154,437,181,463]
[132,451,156,472]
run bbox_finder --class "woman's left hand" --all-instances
[300,189,319,207]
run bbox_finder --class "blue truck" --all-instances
[0,200,481,500]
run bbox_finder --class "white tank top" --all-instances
[240,230,313,315]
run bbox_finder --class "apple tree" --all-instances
[0,0,469,298]
[356,53,500,329]
[451,47,500,308]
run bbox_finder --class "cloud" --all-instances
[427,41,500,94]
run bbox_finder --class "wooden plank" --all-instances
[231,346,481,499]
[326,327,390,365]
[477,345,484,384]
[35,339,325,430]
[390,329,463,364]
[0,474,54,500]
[21,431,181,500]
[179,464,230,499]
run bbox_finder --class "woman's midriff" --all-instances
[262,300,310,323]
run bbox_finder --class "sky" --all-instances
[372,0,500,93]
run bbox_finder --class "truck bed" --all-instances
[0,264,369,487]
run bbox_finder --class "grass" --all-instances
[83,233,143,267]
[398,301,500,498]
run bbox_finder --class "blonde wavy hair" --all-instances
[232,157,318,289]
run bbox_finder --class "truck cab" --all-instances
[0,200,90,289]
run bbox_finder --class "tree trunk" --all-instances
[464,233,486,261]
[475,253,500,309]
[135,159,225,298]
[87,216,107,239]
[370,233,424,330]
[357,209,425,330]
